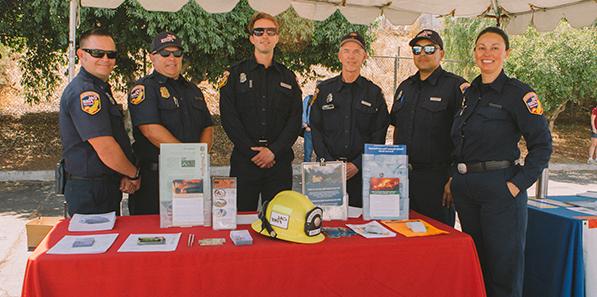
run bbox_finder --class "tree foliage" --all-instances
[442,17,596,126]
[1,0,372,103]
[506,22,597,126]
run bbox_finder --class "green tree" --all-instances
[2,0,373,103]
[506,22,597,129]
[441,17,493,81]
[442,18,596,129]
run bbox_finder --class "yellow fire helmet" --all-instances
[251,190,325,244]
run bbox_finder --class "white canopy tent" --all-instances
[68,0,596,79]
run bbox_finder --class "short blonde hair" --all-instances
[248,12,279,32]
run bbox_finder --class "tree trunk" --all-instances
[547,99,569,132]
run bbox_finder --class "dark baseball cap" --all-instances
[340,31,366,49]
[409,29,444,49]
[151,32,182,53]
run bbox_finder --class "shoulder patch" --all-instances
[218,71,230,89]
[522,92,544,115]
[459,82,470,94]
[80,91,101,115]
[129,85,145,105]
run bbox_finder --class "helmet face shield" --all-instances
[305,207,323,236]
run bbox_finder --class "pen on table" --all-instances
[187,234,194,247]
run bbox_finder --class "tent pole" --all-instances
[68,0,78,82]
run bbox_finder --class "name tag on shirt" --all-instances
[360,100,372,107]
[280,82,292,90]
[322,104,335,110]
[430,97,442,102]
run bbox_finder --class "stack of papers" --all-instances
[381,219,449,237]
[346,221,396,238]
[118,233,181,252]
[68,212,116,232]
[47,234,118,255]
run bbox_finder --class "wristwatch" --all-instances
[128,167,140,180]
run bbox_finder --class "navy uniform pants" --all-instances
[65,177,121,216]
[128,164,159,215]
[347,172,363,207]
[409,166,455,226]
[452,166,527,297]
[230,150,293,211]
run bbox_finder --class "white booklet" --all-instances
[68,211,116,232]
[47,234,118,255]
[346,221,396,238]
[117,233,181,252]
[160,143,211,228]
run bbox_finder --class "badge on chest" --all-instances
[160,87,170,98]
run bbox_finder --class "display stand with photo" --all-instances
[159,143,211,228]
[302,160,347,220]
[362,144,409,220]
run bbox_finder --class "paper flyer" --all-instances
[302,161,347,220]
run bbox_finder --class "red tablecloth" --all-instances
[22,212,485,297]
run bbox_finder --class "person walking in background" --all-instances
[589,106,597,164]
[302,81,321,162]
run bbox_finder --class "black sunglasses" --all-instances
[412,45,438,55]
[252,27,278,37]
[157,49,183,58]
[82,48,117,59]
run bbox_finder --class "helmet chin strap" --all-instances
[259,200,277,238]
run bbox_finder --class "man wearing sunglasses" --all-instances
[220,12,302,212]
[59,29,140,216]
[127,32,214,215]
[309,32,390,208]
[389,29,468,226]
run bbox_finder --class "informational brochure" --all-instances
[566,199,597,211]
[527,198,557,209]
[576,191,597,199]
[346,221,396,238]
[212,176,237,230]
[47,234,118,255]
[118,233,181,252]
[567,207,597,216]
[302,161,347,220]
[68,211,116,232]
[159,143,211,228]
[362,144,409,220]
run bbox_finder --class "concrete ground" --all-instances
[1,166,596,297]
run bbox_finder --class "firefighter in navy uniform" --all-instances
[128,32,214,215]
[450,27,552,297]
[390,29,467,226]
[310,32,389,207]
[59,29,140,216]
[219,12,302,211]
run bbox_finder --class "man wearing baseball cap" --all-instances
[310,31,389,208]
[127,31,214,215]
[389,29,468,226]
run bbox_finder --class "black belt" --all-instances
[409,162,450,170]
[141,162,159,171]
[257,139,268,147]
[66,173,113,181]
[456,160,513,174]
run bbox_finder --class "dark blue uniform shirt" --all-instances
[390,66,466,165]
[59,67,134,178]
[310,75,389,169]
[128,71,213,162]
[219,57,302,160]
[451,70,552,190]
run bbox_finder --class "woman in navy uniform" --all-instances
[450,27,552,297]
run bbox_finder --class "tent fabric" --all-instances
[80,0,597,32]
